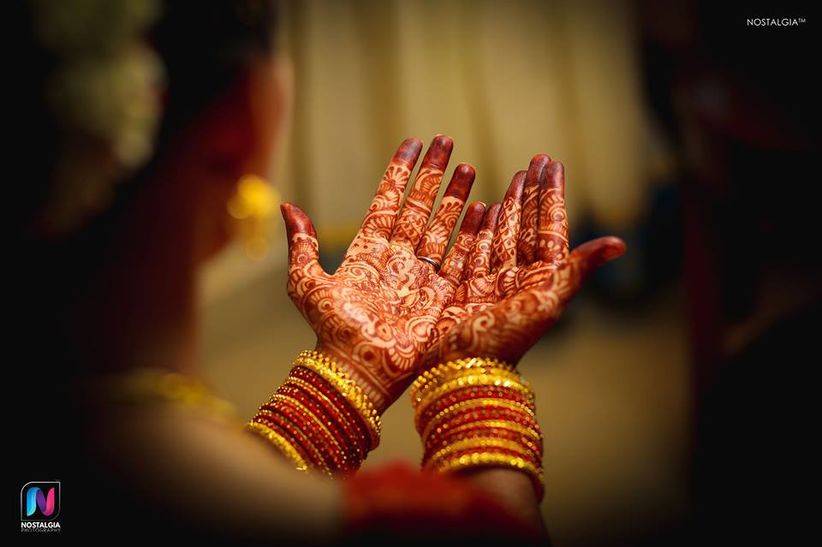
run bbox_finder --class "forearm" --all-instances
[463,468,548,539]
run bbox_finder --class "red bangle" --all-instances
[289,366,373,452]
[256,406,336,475]
[279,380,365,463]
[421,401,539,442]
[416,385,534,431]
[249,351,381,475]
[265,395,350,472]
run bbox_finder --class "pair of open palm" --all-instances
[282,136,625,412]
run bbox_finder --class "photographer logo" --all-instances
[20,481,61,533]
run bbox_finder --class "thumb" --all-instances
[516,236,626,350]
[281,202,324,274]
[567,236,626,285]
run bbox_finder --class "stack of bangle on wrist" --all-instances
[411,357,544,499]
[247,350,381,476]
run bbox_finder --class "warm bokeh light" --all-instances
[227,174,281,260]
[227,174,280,221]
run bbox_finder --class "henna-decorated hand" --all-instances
[281,136,480,412]
[423,155,626,367]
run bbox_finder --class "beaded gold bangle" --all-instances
[424,437,538,467]
[431,418,542,442]
[415,373,534,405]
[430,429,543,461]
[417,385,534,433]
[246,421,309,472]
[413,375,535,428]
[412,366,522,397]
[426,419,543,450]
[418,356,516,378]
[410,358,520,400]
[420,397,537,440]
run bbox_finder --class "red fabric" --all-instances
[343,461,544,545]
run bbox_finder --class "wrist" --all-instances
[247,350,382,475]
[314,342,394,414]
[460,468,547,536]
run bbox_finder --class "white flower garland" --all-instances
[30,0,164,235]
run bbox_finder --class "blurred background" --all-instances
[199,1,818,545]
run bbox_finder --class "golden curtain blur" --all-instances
[275,0,658,253]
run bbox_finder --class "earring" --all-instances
[227,174,280,259]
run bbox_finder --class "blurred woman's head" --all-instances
[18,0,286,263]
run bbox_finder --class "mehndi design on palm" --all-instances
[281,136,477,411]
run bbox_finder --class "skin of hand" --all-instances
[280,136,481,412]
[419,157,624,539]
[423,154,627,368]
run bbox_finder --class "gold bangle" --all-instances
[426,419,543,448]
[413,366,522,397]
[423,432,542,462]
[294,350,381,448]
[420,397,536,439]
[425,437,538,467]
[245,421,309,473]
[411,358,519,399]
[413,375,535,426]
[413,370,532,405]
[430,451,545,500]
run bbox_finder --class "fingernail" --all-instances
[396,138,423,163]
[527,154,551,184]
[444,164,476,198]
[601,237,627,261]
[454,163,475,178]
[424,135,454,166]
[432,134,454,147]
[545,161,565,189]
